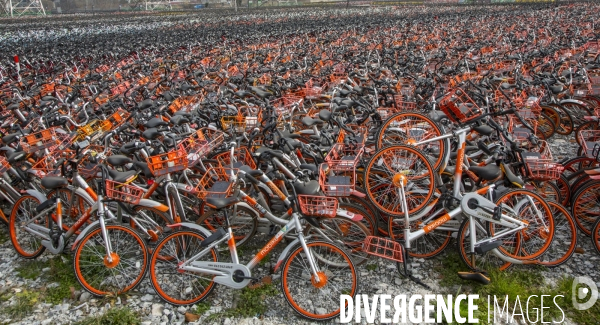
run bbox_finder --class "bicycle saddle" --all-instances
[7,150,26,164]
[142,127,161,140]
[7,103,20,111]
[318,109,332,122]
[107,155,133,167]
[138,99,154,110]
[108,169,138,183]
[429,110,448,123]
[469,165,501,181]
[41,176,68,190]
[205,196,239,210]
[2,133,20,145]
[302,116,323,127]
[170,115,189,126]
[145,117,168,128]
[457,271,490,285]
[502,163,525,187]
[293,179,320,195]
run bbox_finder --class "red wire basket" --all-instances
[362,236,404,263]
[146,146,188,177]
[521,141,563,181]
[105,180,144,205]
[578,130,600,159]
[297,195,338,218]
[393,96,417,111]
[216,147,257,170]
[507,116,538,142]
[181,128,225,167]
[195,167,236,200]
[324,143,364,171]
[0,156,10,174]
[271,96,304,118]
[20,127,61,153]
[438,88,482,124]
[319,163,356,197]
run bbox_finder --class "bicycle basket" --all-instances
[297,195,338,218]
[362,236,404,263]
[195,167,236,200]
[438,88,482,124]
[105,180,144,205]
[146,147,188,177]
[0,156,10,174]
[20,127,60,153]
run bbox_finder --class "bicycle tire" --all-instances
[281,240,358,321]
[457,217,515,272]
[539,201,577,268]
[570,180,600,236]
[149,229,219,305]
[364,145,436,217]
[9,195,47,259]
[73,224,148,296]
[195,205,258,248]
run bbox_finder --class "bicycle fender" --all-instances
[71,220,101,250]
[273,238,300,273]
[336,208,363,222]
[559,99,586,106]
[136,199,169,212]
[166,222,212,237]
[26,189,47,203]
[233,202,261,219]
[74,187,95,204]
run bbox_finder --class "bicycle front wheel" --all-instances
[282,240,358,321]
[9,195,47,259]
[304,216,371,265]
[364,145,436,217]
[73,224,148,296]
[491,189,554,260]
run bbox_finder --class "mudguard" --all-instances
[26,189,47,203]
[71,219,101,250]
[136,198,169,212]
[336,208,363,222]
[273,238,300,273]
[166,222,212,238]
[559,99,587,106]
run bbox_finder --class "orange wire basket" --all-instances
[324,143,364,171]
[146,146,188,177]
[297,195,338,218]
[319,163,356,197]
[180,128,225,166]
[521,141,563,181]
[216,147,257,170]
[20,127,61,153]
[195,167,235,200]
[29,150,74,178]
[438,88,482,124]
[578,130,600,159]
[377,107,399,120]
[0,156,10,174]
[507,116,538,143]
[362,236,404,263]
[105,180,144,205]
[101,109,130,132]
[271,96,304,118]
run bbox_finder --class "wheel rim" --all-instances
[10,196,45,257]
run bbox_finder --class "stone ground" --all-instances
[0,134,598,325]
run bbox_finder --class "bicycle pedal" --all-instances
[457,271,491,285]
[492,206,502,221]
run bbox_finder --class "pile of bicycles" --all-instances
[1,2,600,321]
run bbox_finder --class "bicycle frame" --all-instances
[176,210,322,289]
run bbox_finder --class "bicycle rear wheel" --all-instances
[457,217,516,271]
[539,202,577,268]
[73,224,148,296]
[364,145,436,217]
[9,195,47,259]
[281,241,358,321]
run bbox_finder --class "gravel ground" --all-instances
[0,136,598,325]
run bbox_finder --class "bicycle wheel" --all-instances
[281,240,358,321]
[562,101,593,127]
[534,181,561,204]
[540,202,577,268]
[574,121,600,146]
[195,205,257,248]
[376,112,447,171]
[9,195,47,258]
[47,189,94,230]
[364,145,436,217]
[388,208,452,259]
[304,216,371,265]
[536,113,556,139]
[338,201,377,236]
[149,230,218,305]
[592,218,600,255]
[571,180,600,236]
[457,217,516,271]
[491,189,554,260]
[131,205,174,246]
[73,224,148,296]
[556,175,570,207]
[545,104,574,135]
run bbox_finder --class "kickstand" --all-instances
[396,244,431,290]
